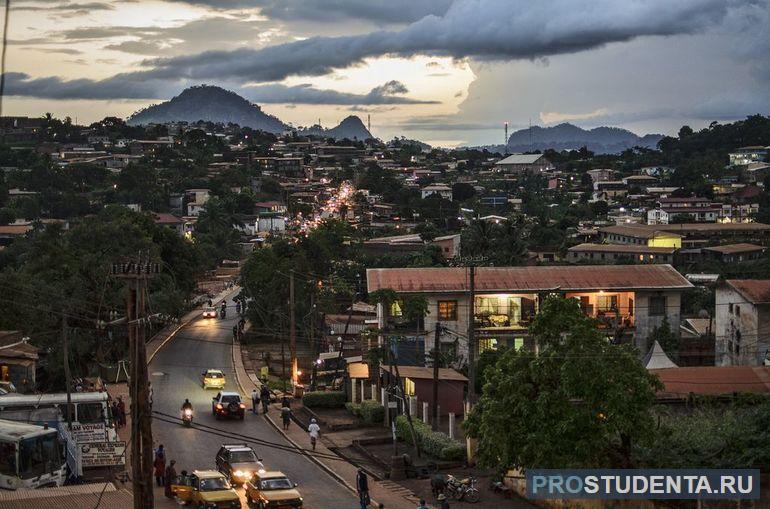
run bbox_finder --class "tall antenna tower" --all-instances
[529,117,533,151]
[504,121,508,150]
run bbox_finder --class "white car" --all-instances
[202,308,217,318]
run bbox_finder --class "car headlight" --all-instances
[234,470,248,478]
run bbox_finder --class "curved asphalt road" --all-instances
[149,298,357,507]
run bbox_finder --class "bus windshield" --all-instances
[18,433,63,479]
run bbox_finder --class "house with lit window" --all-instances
[715,279,770,367]
[367,265,693,364]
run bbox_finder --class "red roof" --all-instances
[152,213,183,225]
[703,243,765,255]
[725,279,770,304]
[651,366,770,398]
[366,265,692,294]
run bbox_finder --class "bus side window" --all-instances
[77,403,105,424]
[0,442,16,475]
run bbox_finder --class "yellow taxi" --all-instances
[245,471,303,509]
[202,368,226,389]
[172,470,241,508]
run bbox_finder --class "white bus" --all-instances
[0,392,116,442]
[0,419,66,490]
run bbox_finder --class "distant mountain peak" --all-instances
[299,115,373,141]
[127,85,287,133]
[506,122,663,154]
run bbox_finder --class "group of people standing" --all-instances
[152,444,183,499]
[110,396,126,428]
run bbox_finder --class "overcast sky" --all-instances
[3,0,770,146]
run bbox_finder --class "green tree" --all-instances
[646,316,678,361]
[465,297,662,470]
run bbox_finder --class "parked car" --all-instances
[171,470,240,508]
[202,369,226,389]
[212,392,245,420]
[216,444,265,484]
[245,471,303,509]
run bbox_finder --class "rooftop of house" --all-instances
[366,264,692,294]
[152,212,183,225]
[380,365,468,382]
[703,243,766,255]
[567,243,678,255]
[650,366,770,398]
[421,183,451,191]
[0,224,33,235]
[600,225,683,239]
[496,154,546,165]
[724,279,770,305]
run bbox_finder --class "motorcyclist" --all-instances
[181,399,193,412]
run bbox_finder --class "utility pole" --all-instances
[390,336,420,458]
[289,270,297,385]
[62,311,73,430]
[431,324,441,431]
[113,258,159,509]
[467,265,477,404]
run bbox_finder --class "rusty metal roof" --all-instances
[367,265,692,294]
[382,365,468,382]
[568,243,677,254]
[703,243,766,255]
[651,366,770,398]
[725,279,770,304]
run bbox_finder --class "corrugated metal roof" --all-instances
[651,366,770,398]
[496,154,544,165]
[599,225,681,239]
[382,365,468,382]
[703,243,765,255]
[725,279,770,304]
[0,483,119,501]
[568,243,677,254]
[367,265,692,294]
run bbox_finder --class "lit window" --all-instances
[478,338,498,354]
[437,301,458,321]
[389,300,403,317]
[513,338,524,351]
[597,295,618,312]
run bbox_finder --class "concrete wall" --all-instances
[715,286,769,366]
[633,291,682,351]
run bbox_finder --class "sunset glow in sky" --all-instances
[4,0,770,146]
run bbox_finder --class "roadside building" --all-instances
[599,225,683,248]
[715,279,770,366]
[0,331,39,393]
[367,264,692,357]
[380,365,468,416]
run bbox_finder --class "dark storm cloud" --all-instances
[245,80,437,104]
[165,0,453,24]
[2,72,437,105]
[139,0,747,83]
[1,72,165,100]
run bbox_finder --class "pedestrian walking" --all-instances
[153,445,166,487]
[116,397,126,428]
[260,385,270,414]
[110,401,118,427]
[356,468,370,509]
[251,388,260,414]
[308,418,320,451]
[281,404,292,430]
[164,460,177,498]
[437,494,450,509]
[416,500,428,509]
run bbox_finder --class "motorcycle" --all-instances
[182,408,193,427]
[220,308,227,319]
[444,475,480,503]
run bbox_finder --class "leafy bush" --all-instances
[346,400,384,424]
[302,391,346,408]
[394,415,464,461]
[360,400,384,424]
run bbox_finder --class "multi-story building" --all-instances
[715,280,770,366]
[367,265,692,360]
[728,146,768,166]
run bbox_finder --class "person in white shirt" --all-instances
[307,418,320,451]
